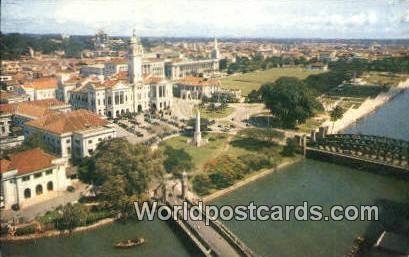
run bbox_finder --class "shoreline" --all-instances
[203,156,302,203]
[324,79,409,134]
[0,218,116,242]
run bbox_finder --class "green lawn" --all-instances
[363,72,409,86]
[159,130,285,174]
[199,106,234,119]
[159,134,230,172]
[221,67,324,96]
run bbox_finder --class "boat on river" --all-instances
[114,237,145,249]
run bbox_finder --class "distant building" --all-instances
[308,62,328,71]
[0,148,71,210]
[69,30,173,118]
[24,109,116,160]
[15,77,58,101]
[0,90,29,104]
[80,64,105,78]
[165,39,220,80]
[175,76,220,99]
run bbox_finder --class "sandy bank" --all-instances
[323,79,409,134]
[0,217,116,242]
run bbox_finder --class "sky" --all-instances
[1,0,409,38]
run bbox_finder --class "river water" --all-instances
[2,90,409,257]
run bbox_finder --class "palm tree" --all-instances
[330,105,345,134]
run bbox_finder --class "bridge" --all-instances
[153,173,259,257]
[304,131,409,177]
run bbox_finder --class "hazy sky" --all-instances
[1,0,409,38]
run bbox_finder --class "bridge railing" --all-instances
[186,199,259,257]
[164,201,218,257]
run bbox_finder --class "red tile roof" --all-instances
[177,76,220,87]
[0,148,57,175]
[22,77,58,89]
[26,109,108,134]
[0,99,67,118]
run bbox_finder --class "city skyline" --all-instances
[1,0,409,39]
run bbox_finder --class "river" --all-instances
[2,90,409,257]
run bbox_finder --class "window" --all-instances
[34,173,42,178]
[47,181,53,191]
[22,176,30,181]
[66,139,71,144]
[35,185,43,195]
[88,140,92,144]
[24,188,31,199]
[88,149,93,155]
[45,170,53,175]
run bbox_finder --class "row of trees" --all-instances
[1,33,93,59]
[226,55,309,74]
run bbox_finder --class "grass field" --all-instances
[159,131,284,173]
[199,106,234,119]
[159,134,230,172]
[363,72,409,86]
[220,67,324,96]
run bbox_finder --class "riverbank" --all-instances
[0,217,116,242]
[203,156,302,203]
[323,78,409,133]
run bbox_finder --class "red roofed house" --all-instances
[16,77,58,101]
[0,148,71,209]
[24,109,116,160]
[175,76,221,99]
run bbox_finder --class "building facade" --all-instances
[0,148,71,210]
[24,109,116,161]
[68,31,173,118]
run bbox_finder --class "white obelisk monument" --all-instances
[193,110,202,146]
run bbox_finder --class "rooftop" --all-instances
[26,109,108,134]
[0,148,57,175]
[177,76,220,87]
[0,99,67,118]
[22,77,58,90]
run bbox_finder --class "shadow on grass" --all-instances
[248,115,282,129]
[230,137,277,151]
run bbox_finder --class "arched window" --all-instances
[24,188,31,199]
[35,185,43,195]
[47,181,53,191]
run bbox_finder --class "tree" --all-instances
[163,146,193,175]
[261,77,323,128]
[330,105,345,133]
[78,138,164,215]
[281,138,299,157]
[55,203,86,232]
[192,174,212,195]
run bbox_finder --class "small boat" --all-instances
[114,237,145,249]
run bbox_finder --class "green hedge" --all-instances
[15,224,36,236]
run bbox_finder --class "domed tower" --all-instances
[128,29,144,83]
[211,38,220,60]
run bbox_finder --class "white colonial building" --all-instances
[0,148,71,210]
[24,109,116,161]
[68,31,173,118]
[175,76,221,99]
[15,77,58,101]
